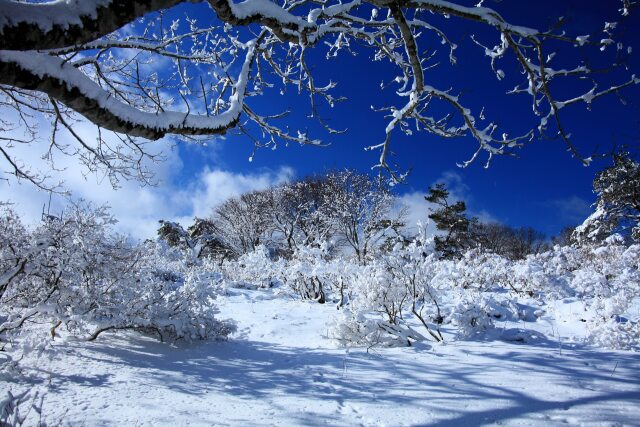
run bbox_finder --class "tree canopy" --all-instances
[574,151,640,243]
[1,0,638,189]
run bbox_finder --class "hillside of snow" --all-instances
[4,285,640,426]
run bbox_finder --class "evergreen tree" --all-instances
[574,152,640,243]
[425,183,475,259]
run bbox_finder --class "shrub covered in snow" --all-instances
[0,203,234,346]
[325,230,640,350]
[222,245,283,289]
[278,243,338,304]
[447,294,496,338]
[329,308,427,347]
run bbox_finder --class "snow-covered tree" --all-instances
[187,217,236,260]
[158,220,192,249]
[0,202,233,345]
[327,170,403,263]
[0,206,29,301]
[267,181,329,253]
[1,1,637,188]
[211,190,274,255]
[222,244,283,289]
[287,176,339,249]
[157,218,234,260]
[574,152,640,243]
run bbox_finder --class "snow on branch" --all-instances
[0,0,637,188]
[0,42,257,139]
[0,0,191,50]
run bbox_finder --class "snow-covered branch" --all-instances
[0,0,637,187]
[0,42,257,139]
[0,0,190,50]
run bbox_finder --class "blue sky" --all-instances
[2,0,640,239]
[175,0,640,236]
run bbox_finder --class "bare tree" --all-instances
[266,183,315,253]
[552,225,576,247]
[212,189,273,254]
[266,175,338,252]
[328,170,402,263]
[1,1,637,188]
[474,222,546,260]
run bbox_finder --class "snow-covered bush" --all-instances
[329,309,426,347]
[328,258,416,346]
[222,245,283,289]
[585,286,639,351]
[329,229,640,350]
[447,294,496,338]
[587,318,640,351]
[383,237,445,340]
[279,244,336,303]
[0,206,30,303]
[100,240,235,342]
[333,232,445,345]
[0,203,233,346]
[519,236,640,349]
[508,257,557,297]
[348,259,402,323]
[454,250,512,291]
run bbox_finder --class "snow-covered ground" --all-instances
[6,286,640,426]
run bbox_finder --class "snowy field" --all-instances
[6,286,640,427]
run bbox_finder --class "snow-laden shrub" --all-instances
[0,203,233,345]
[329,233,640,349]
[327,249,411,345]
[562,240,638,309]
[222,245,283,289]
[90,240,235,342]
[587,319,639,351]
[279,243,338,303]
[328,309,421,347]
[449,250,512,291]
[447,293,495,338]
[332,233,446,345]
[384,238,446,339]
[584,287,640,350]
[329,269,406,345]
[520,237,640,349]
[0,206,30,298]
[506,258,553,296]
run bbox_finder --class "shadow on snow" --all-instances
[49,332,640,426]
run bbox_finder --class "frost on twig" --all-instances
[0,0,637,187]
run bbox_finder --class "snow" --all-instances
[415,0,539,37]
[576,35,590,46]
[0,0,112,34]
[5,286,640,426]
[0,44,257,136]
[229,0,310,27]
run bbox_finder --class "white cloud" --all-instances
[2,161,295,240]
[437,170,470,201]
[188,167,294,219]
[0,114,294,240]
[395,191,436,236]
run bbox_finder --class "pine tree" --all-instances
[425,183,475,259]
[574,151,640,243]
